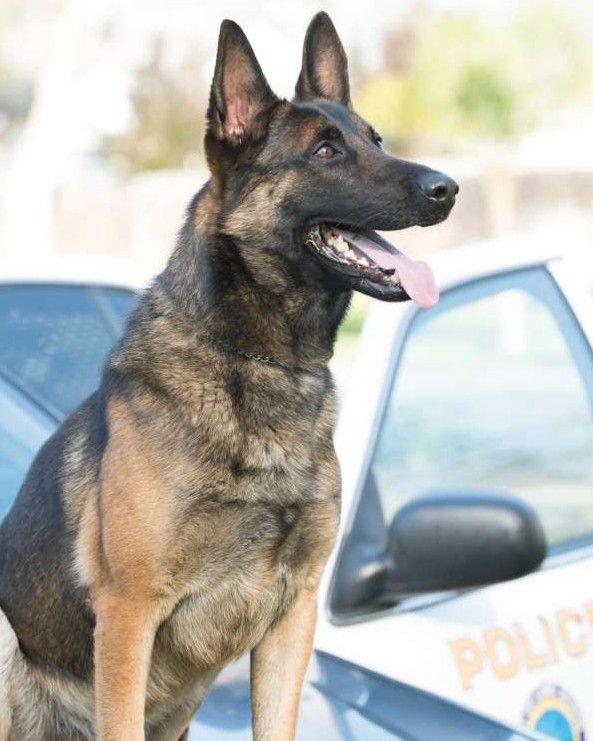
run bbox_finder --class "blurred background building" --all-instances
[1,0,593,336]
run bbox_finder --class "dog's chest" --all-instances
[158,466,338,654]
[173,365,339,504]
[144,368,341,710]
[147,483,338,720]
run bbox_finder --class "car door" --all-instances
[328,264,593,741]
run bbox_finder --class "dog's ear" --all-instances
[207,20,278,145]
[295,12,350,106]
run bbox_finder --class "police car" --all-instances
[1,231,592,740]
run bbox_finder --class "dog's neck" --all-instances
[158,186,352,370]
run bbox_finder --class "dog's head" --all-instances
[204,12,457,306]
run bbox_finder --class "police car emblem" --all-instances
[523,684,585,741]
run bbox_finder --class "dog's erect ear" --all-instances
[295,12,350,107]
[207,20,278,145]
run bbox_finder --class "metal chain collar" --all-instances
[200,332,323,374]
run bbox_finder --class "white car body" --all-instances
[318,229,593,740]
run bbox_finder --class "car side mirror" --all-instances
[384,491,547,598]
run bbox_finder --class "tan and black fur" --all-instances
[0,13,456,740]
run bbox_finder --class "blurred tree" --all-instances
[0,0,33,131]
[354,1,593,154]
[101,39,206,174]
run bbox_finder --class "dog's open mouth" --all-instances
[305,224,439,307]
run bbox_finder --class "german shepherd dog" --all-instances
[0,12,457,741]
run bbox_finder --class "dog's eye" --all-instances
[313,142,339,160]
[371,130,383,147]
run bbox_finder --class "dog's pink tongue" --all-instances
[342,231,439,308]
[383,252,439,308]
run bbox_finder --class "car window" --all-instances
[88,286,138,333]
[0,378,55,518]
[371,267,593,549]
[0,285,136,418]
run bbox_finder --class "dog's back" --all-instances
[0,395,102,738]
[0,607,19,738]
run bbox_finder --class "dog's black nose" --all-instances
[418,171,459,205]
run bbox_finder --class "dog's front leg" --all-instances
[94,592,160,741]
[250,586,318,741]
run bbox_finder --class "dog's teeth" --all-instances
[307,226,389,274]
[330,235,348,252]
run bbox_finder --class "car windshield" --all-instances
[0,377,55,518]
[0,284,137,418]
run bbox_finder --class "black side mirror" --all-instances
[384,491,547,597]
[330,486,547,619]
